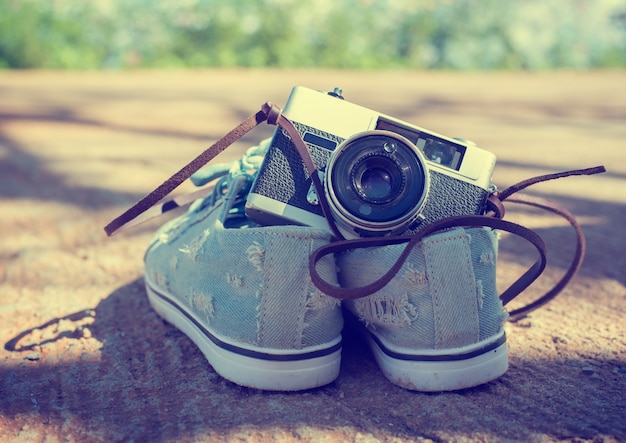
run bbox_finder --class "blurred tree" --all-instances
[0,0,624,70]
[0,1,53,68]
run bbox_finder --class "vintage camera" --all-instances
[245,86,496,238]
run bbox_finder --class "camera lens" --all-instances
[359,166,392,200]
[353,155,399,203]
[325,131,430,236]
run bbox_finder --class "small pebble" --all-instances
[25,352,40,361]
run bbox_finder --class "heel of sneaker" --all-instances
[366,330,508,392]
[147,282,342,391]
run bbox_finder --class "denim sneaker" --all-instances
[337,226,508,391]
[143,145,343,391]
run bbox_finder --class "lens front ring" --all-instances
[325,130,430,236]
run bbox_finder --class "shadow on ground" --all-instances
[2,276,624,442]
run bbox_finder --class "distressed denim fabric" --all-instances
[144,201,343,350]
[338,227,507,350]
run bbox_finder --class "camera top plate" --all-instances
[282,86,495,189]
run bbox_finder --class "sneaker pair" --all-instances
[143,144,509,391]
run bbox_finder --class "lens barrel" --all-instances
[325,130,430,236]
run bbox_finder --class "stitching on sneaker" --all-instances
[423,229,480,349]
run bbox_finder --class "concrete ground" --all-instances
[0,70,624,442]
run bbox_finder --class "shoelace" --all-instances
[105,102,606,320]
[187,140,269,226]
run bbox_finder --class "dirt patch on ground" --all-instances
[0,70,624,442]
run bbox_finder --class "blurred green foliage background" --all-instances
[1,0,625,70]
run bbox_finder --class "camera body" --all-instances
[246,86,496,238]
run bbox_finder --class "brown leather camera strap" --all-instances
[309,166,606,320]
[495,166,604,319]
[309,214,547,304]
[104,103,280,236]
[501,193,585,319]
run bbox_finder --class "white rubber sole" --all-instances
[365,329,508,392]
[146,280,342,391]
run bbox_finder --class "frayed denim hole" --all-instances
[246,241,265,272]
[354,293,418,328]
[178,228,211,262]
[190,289,215,321]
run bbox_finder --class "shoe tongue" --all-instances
[190,163,231,186]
